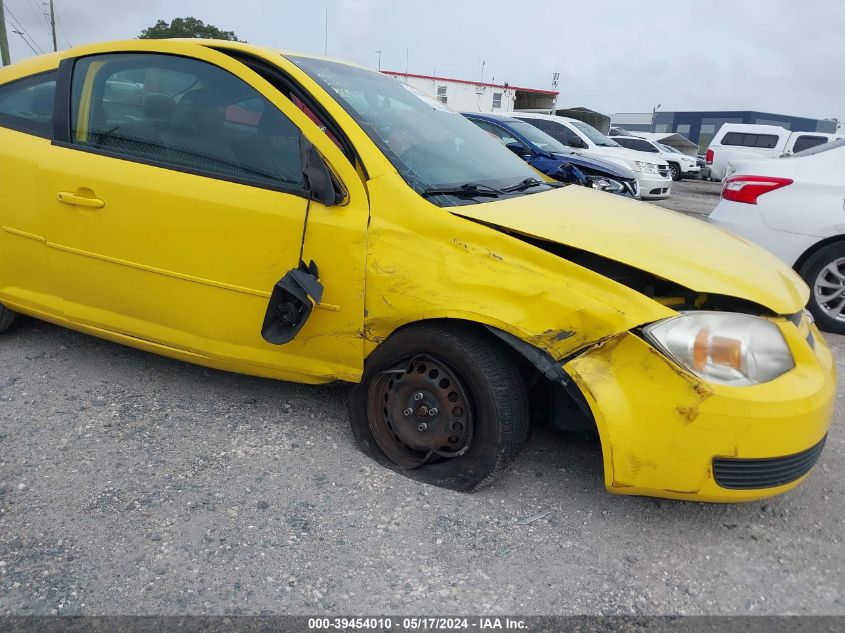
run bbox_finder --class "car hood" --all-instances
[584,145,669,167]
[550,152,636,180]
[454,185,808,315]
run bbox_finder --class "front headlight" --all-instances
[634,161,659,175]
[643,312,794,386]
[590,177,625,194]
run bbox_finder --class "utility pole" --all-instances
[0,1,11,66]
[48,0,57,52]
[374,49,382,71]
[323,7,327,56]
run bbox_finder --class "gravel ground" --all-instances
[1,183,843,617]
[652,179,722,217]
[0,318,843,617]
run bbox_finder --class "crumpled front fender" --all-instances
[563,326,835,502]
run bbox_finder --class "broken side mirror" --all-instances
[300,135,344,206]
[261,260,324,345]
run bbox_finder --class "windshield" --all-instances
[288,56,540,196]
[505,119,570,154]
[658,143,680,154]
[569,120,620,147]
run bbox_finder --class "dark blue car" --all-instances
[462,112,639,197]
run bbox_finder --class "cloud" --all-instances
[3,0,843,121]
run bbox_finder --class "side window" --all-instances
[525,118,580,146]
[471,120,524,148]
[633,139,659,152]
[0,71,57,138]
[69,53,306,193]
[791,135,828,153]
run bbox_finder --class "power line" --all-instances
[3,2,44,54]
[51,0,68,48]
[55,12,69,47]
[12,28,39,54]
[24,0,51,42]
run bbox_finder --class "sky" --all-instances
[3,0,843,123]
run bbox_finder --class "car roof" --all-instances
[460,112,521,123]
[716,123,790,135]
[508,112,578,124]
[0,39,372,84]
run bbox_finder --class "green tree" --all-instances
[138,17,243,41]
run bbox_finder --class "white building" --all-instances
[382,71,558,114]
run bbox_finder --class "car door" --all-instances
[0,70,60,316]
[38,43,369,383]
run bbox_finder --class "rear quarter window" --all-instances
[791,135,829,153]
[0,71,58,138]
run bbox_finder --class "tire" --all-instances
[668,163,681,181]
[799,241,845,334]
[0,303,16,334]
[348,322,529,492]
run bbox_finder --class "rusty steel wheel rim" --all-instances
[367,355,474,470]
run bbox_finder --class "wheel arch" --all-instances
[793,234,845,274]
[365,315,600,431]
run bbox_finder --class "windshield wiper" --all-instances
[421,183,504,199]
[502,178,553,193]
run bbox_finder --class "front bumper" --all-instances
[636,172,672,199]
[682,165,701,177]
[563,320,835,502]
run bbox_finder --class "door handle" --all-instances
[57,191,105,209]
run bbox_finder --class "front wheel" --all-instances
[348,322,529,491]
[799,242,845,334]
[0,303,16,334]
[668,163,681,181]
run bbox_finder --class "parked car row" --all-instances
[462,113,639,197]
[710,138,845,334]
[0,40,834,500]
[705,123,843,181]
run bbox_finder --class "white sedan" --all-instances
[709,139,845,333]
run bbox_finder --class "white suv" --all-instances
[706,123,842,181]
[610,136,700,181]
[512,112,672,199]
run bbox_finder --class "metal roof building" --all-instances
[612,110,838,150]
[381,71,558,114]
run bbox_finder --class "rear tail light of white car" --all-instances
[705,149,714,165]
[721,175,793,205]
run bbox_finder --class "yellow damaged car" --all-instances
[0,40,834,501]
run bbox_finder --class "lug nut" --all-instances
[413,392,424,401]
[428,407,438,417]
[403,408,413,416]
[417,423,428,432]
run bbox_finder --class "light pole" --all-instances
[651,103,662,132]
[374,49,382,71]
[0,1,10,66]
[49,0,57,52]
